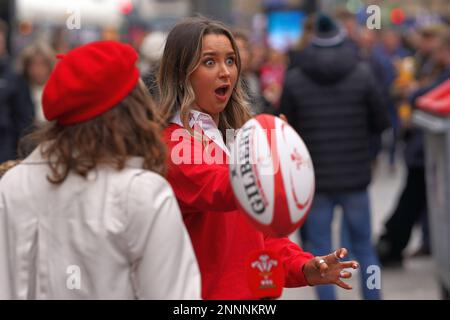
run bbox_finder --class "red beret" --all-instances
[43,41,140,125]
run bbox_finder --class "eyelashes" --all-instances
[202,56,236,67]
[225,57,235,65]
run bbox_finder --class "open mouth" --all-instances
[215,85,230,97]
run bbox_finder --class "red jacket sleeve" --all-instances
[165,126,237,213]
[264,236,314,287]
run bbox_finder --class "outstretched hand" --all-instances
[302,248,359,290]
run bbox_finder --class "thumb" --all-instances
[279,114,288,123]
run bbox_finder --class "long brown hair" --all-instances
[158,17,252,135]
[20,80,167,184]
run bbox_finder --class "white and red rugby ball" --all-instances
[229,114,315,237]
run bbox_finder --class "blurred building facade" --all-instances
[4,0,449,55]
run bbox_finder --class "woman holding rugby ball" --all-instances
[157,17,359,300]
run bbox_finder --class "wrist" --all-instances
[302,259,314,287]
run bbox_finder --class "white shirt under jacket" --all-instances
[0,147,201,300]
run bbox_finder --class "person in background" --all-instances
[0,19,34,163]
[376,31,450,266]
[259,48,287,113]
[374,29,411,171]
[335,8,360,48]
[18,42,56,127]
[279,14,389,300]
[357,29,385,86]
[0,41,201,299]
[51,27,71,54]
[339,27,388,259]
[233,29,267,115]
[249,42,267,76]
[140,31,167,101]
[393,26,443,131]
[157,17,359,300]
[288,14,316,70]
[414,25,445,85]
[139,31,167,75]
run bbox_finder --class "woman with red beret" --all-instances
[0,41,201,299]
[157,17,359,300]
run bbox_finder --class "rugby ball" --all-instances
[229,114,315,237]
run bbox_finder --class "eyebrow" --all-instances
[202,51,236,57]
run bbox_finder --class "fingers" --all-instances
[335,279,353,290]
[325,248,347,264]
[279,114,288,123]
[339,271,353,279]
[314,257,329,276]
[335,263,357,289]
[340,260,359,269]
[314,257,324,269]
[335,248,348,260]
[319,262,328,276]
[311,253,357,289]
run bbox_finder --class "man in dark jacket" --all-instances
[279,14,389,300]
[0,20,34,162]
[376,32,450,267]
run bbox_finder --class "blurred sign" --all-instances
[16,0,124,27]
[267,10,306,52]
[137,0,190,19]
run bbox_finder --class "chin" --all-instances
[211,103,227,114]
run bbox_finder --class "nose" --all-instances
[218,62,231,79]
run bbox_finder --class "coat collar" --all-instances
[170,110,230,155]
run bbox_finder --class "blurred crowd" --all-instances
[0,6,449,300]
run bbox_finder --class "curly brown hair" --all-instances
[20,80,167,184]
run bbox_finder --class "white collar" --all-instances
[170,110,230,155]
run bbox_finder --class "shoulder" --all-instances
[163,123,201,158]
[124,171,178,229]
[285,67,305,84]
[0,150,43,188]
[164,123,184,135]
[125,170,174,206]
[128,170,171,193]
[0,160,22,180]
[163,123,190,144]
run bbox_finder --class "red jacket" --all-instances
[164,123,313,299]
